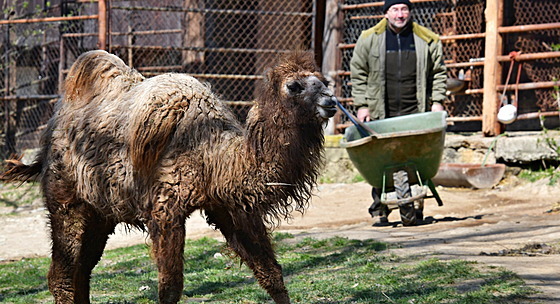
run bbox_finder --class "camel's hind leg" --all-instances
[45,183,115,303]
[147,210,186,304]
[205,208,291,304]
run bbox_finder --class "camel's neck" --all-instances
[244,104,324,185]
[199,98,325,224]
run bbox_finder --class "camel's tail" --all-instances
[0,157,42,183]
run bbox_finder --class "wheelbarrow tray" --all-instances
[432,163,506,189]
[340,111,447,189]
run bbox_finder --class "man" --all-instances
[350,0,447,225]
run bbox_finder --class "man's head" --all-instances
[383,0,412,31]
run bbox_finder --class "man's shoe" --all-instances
[372,216,390,226]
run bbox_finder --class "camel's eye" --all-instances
[286,80,304,95]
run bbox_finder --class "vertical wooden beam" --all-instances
[127,24,133,67]
[482,0,503,136]
[321,0,341,82]
[98,0,107,50]
[3,24,12,158]
[182,0,204,69]
[2,22,20,159]
[314,0,326,65]
[322,0,342,134]
[58,38,65,94]
[3,24,9,97]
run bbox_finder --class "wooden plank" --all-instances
[499,22,560,33]
[0,15,97,25]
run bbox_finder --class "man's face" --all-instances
[385,4,411,30]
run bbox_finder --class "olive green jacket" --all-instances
[350,19,447,119]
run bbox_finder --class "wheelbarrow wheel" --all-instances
[393,170,417,226]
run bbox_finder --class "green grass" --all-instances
[0,235,534,304]
[351,174,365,183]
[0,182,43,211]
[319,173,364,184]
[518,167,560,185]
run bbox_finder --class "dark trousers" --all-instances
[367,187,391,218]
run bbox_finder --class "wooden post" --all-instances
[98,0,107,50]
[182,0,205,69]
[482,0,503,136]
[58,38,65,93]
[3,23,11,159]
[127,24,133,67]
[322,0,341,84]
[322,0,342,134]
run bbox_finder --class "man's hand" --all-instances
[431,102,444,112]
[357,107,371,122]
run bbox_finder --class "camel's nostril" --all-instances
[319,97,336,108]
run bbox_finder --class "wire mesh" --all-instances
[1,0,559,158]
[502,0,560,113]
[0,0,93,159]
[1,0,315,159]
[107,0,315,121]
[339,0,486,123]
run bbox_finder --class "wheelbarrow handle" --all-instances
[335,99,378,138]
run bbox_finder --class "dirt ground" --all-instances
[1,175,560,303]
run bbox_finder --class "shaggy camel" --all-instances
[1,50,337,303]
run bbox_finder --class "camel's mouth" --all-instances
[317,96,338,119]
[318,105,337,119]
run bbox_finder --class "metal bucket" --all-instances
[432,163,506,189]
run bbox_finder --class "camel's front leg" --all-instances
[205,208,290,304]
[147,209,186,304]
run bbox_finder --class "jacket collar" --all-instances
[372,18,439,43]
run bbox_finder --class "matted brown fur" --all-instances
[0,49,337,304]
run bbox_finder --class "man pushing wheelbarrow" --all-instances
[346,0,447,226]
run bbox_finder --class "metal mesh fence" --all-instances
[339,0,486,122]
[502,0,560,114]
[106,0,314,121]
[440,0,485,119]
[0,0,92,159]
[1,0,559,158]
[1,0,315,159]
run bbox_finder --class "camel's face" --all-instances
[284,73,338,120]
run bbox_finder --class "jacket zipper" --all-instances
[396,33,402,116]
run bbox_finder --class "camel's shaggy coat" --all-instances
[1,50,337,303]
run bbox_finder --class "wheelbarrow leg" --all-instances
[427,179,443,206]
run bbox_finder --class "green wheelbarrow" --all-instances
[340,111,447,226]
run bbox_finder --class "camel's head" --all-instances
[265,51,338,121]
[283,72,338,120]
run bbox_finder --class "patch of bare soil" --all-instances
[1,175,560,303]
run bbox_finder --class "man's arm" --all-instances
[430,39,447,105]
[350,34,370,110]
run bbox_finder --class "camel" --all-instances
[0,49,337,303]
